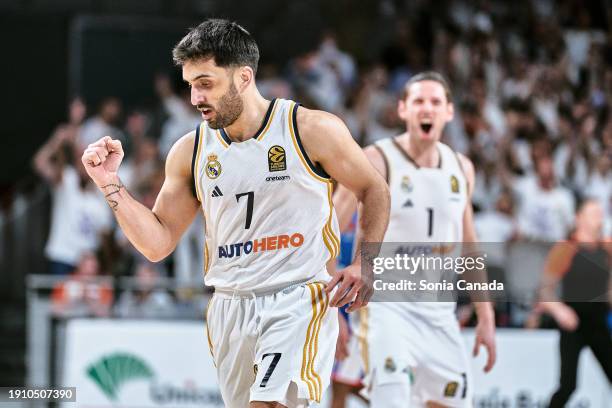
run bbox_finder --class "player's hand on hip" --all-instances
[473,317,496,373]
[81,136,124,186]
[325,263,373,312]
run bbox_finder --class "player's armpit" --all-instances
[332,145,387,234]
[363,145,388,181]
[296,109,387,204]
[332,184,358,234]
[459,154,479,259]
[456,153,475,198]
[297,108,389,263]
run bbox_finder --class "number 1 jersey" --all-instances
[373,137,468,324]
[193,98,340,292]
[376,138,467,243]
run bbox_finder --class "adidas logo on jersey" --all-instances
[218,233,304,259]
[211,186,223,197]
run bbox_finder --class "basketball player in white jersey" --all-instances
[333,72,496,407]
[81,19,390,408]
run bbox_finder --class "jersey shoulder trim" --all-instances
[288,102,331,181]
[214,98,279,146]
[442,142,474,173]
[322,182,340,260]
[372,143,390,184]
[256,98,279,141]
[192,123,205,202]
[190,126,200,199]
[391,138,419,168]
[216,129,231,148]
[390,137,444,169]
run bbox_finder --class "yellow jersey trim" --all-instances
[205,296,216,367]
[357,306,369,374]
[215,129,230,149]
[288,102,328,183]
[308,283,327,401]
[256,99,279,141]
[194,123,205,203]
[325,182,340,258]
[204,242,210,274]
[302,282,327,400]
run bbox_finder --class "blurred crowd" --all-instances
[31,0,610,322]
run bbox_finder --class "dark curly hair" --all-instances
[172,19,259,74]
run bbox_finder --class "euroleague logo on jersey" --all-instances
[218,233,304,259]
[268,145,287,172]
[450,175,460,193]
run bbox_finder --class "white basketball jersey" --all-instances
[375,137,468,324]
[377,138,467,242]
[193,98,340,292]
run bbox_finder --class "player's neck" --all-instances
[401,133,440,168]
[224,91,270,142]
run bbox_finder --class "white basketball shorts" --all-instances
[206,281,339,408]
[362,302,472,407]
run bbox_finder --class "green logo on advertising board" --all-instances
[86,353,154,401]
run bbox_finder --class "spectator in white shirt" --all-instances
[584,154,611,217]
[514,155,575,241]
[33,130,113,275]
[474,190,517,272]
[155,75,201,158]
[554,114,598,193]
[78,97,123,146]
[475,190,517,243]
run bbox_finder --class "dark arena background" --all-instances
[0,0,610,407]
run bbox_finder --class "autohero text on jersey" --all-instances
[218,233,304,259]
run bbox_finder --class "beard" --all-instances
[202,82,244,129]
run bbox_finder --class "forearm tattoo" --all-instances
[101,183,124,211]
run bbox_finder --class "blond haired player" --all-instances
[333,72,496,407]
[81,19,390,408]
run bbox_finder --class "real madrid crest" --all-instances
[384,357,396,373]
[450,175,459,193]
[206,154,222,179]
[401,175,413,193]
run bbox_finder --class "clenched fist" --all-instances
[81,136,124,187]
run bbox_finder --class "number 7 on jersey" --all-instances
[236,192,255,229]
